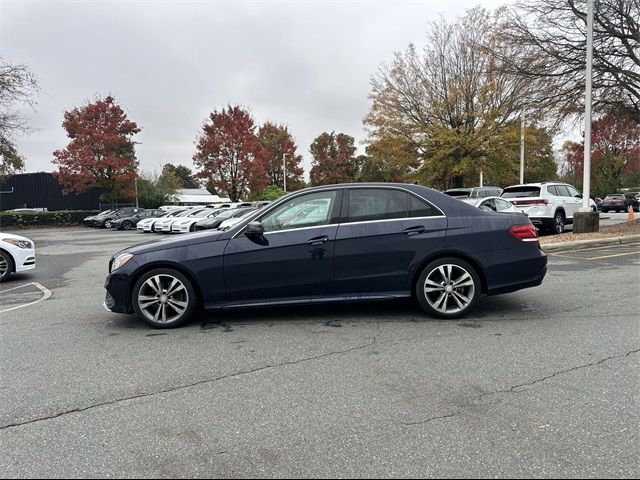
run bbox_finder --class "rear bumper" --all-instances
[485,248,547,296]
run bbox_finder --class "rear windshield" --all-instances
[605,194,624,198]
[501,186,541,198]
[444,190,471,198]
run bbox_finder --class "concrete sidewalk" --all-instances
[541,233,640,252]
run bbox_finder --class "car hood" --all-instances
[119,230,225,256]
[1,232,33,242]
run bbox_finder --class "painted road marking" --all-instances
[0,282,53,314]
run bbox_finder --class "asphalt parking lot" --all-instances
[1,227,638,478]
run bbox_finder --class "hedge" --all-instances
[0,210,100,228]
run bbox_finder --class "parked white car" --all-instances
[461,196,524,214]
[170,208,219,233]
[154,208,207,233]
[501,182,597,234]
[0,232,36,282]
[137,209,188,233]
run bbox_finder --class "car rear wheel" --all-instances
[552,211,565,234]
[416,257,480,319]
[132,269,197,328]
[122,220,133,230]
[0,250,14,282]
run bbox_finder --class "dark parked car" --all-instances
[600,194,633,213]
[104,183,547,328]
[89,208,144,228]
[110,209,164,230]
[83,209,114,226]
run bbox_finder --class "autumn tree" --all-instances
[365,8,538,190]
[309,132,358,186]
[562,108,640,197]
[161,163,199,188]
[193,106,267,202]
[257,122,304,191]
[0,57,39,178]
[52,96,140,207]
[495,0,640,122]
[357,135,420,182]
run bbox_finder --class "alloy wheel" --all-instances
[137,274,189,324]
[423,263,475,315]
[554,212,565,234]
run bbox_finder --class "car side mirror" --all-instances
[246,221,264,236]
[575,193,582,198]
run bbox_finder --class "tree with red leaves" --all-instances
[52,95,140,207]
[256,122,305,191]
[309,132,357,186]
[193,106,267,202]
[562,108,640,197]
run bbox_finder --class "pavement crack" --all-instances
[402,411,461,426]
[499,347,640,395]
[0,339,376,431]
[403,348,639,428]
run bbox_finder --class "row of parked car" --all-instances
[83,202,271,234]
[443,182,600,234]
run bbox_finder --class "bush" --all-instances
[0,210,99,228]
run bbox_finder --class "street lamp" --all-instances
[282,153,290,192]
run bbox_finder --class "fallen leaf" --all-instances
[352,411,362,419]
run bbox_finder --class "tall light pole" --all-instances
[520,108,525,184]
[581,0,594,212]
[134,173,139,208]
[282,153,290,192]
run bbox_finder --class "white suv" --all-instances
[501,182,596,234]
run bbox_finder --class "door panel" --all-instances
[334,218,447,294]
[223,225,338,301]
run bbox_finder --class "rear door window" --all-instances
[408,195,441,217]
[347,189,407,222]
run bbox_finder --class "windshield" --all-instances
[501,186,541,198]
[444,190,471,198]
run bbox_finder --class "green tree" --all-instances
[137,169,180,208]
[161,163,199,188]
[0,136,24,180]
[252,185,287,201]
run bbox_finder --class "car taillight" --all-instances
[509,224,539,242]
[512,199,549,206]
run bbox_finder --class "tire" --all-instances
[189,224,196,232]
[132,268,197,328]
[103,220,111,228]
[552,210,565,234]
[122,220,133,231]
[415,257,481,319]
[0,250,14,282]
[602,209,608,213]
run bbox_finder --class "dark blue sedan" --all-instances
[104,184,547,328]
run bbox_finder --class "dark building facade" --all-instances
[0,172,106,211]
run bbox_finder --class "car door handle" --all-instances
[403,226,426,236]
[306,235,329,246]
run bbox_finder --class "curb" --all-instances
[541,234,640,252]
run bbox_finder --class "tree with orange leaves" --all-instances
[53,95,140,207]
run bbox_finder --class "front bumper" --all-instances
[104,261,137,314]
[11,247,36,273]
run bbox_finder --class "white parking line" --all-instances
[0,282,53,314]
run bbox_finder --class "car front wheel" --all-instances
[416,257,480,319]
[0,250,14,282]
[122,220,133,230]
[132,269,197,328]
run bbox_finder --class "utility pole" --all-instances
[282,153,290,192]
[581,0,594,212]
[520,109,525,184]
[134,174,139,208]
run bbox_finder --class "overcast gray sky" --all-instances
[1,0,509,179]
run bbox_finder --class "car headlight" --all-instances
[3,238,33,249]
[111,253,133,272]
